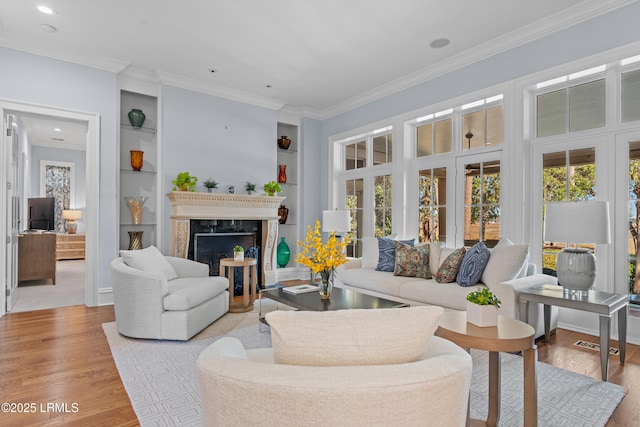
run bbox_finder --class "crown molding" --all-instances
[0,37,129,73]
[317,0,635,120]
[157,71,287,111]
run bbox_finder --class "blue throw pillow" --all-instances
[456,241,491,287]
[376,238,415,272]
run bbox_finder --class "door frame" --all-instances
[0,100,99,317]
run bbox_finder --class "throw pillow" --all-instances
[361,234,397,269]
[481,239,529,287]
[393,241,431,279]
[266,306,444,366]
[120,245,178,281]
[376,238,415,272]
[434,247,466,283]
[456,242,491,287]
[428,242,443,277]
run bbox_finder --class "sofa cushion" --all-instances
[393,241,431,279]
[482,239,529,287]
[435,247,466,283]
[266,306,444,366]
[341,268,414,297]
[120,245,178,281]
[361,234,397,269]
[164,277,228,311]
[398,279,485,310]
[376,238,415,272]
[428,242,443,277]
[456,242,491,287]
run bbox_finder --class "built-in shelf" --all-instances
[276,122,299,274]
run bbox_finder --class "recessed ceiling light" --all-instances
[37,5,55,15]
[430,38,450,49]
[208,68,216,73]
[265,84,272,88]
[54,128,61,132]
[40,24,57,33]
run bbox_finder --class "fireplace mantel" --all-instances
[167,192,285,285]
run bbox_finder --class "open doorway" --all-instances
[1,101,99,315]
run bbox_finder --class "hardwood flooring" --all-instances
[0,304,638,426]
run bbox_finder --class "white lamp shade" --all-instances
[322,210,350,233]
[544,201,610,244]
[62,209,82,221]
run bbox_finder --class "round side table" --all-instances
[436,311,537,427]
[219,257,257,313]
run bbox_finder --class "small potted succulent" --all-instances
[203,177,218,192]
[172,172,198,191]
[233,245,244,262]
[263,181,282,196]
[245,182,256,195]
[466,287,501,327]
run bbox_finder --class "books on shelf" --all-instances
[282,284,319,295]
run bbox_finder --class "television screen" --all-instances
[28,197,55,231]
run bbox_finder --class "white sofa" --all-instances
[198,307,472,427]
[110,246,229,340]
[337,239,557,338]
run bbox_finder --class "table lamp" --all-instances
[62,209,82,234]
[322,209,351,237]
[544,201,610,295]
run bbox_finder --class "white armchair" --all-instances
[110,246,229,340]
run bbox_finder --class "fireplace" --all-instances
[167,192,284,286]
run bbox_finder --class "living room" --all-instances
[1,1,640,425]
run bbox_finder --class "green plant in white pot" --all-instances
[466,287,501,327]
[233,245,244,262]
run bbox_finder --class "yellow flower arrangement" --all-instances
[294,219,351,274]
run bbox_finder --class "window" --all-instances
[374,174,392,237]
[542,148,596,274]
[418,168,446,243]
[463,160,500,247]
[345,139,366,170]
[345,178,363,257]
[462,105,503,150]
[537,79,606,137]
[373,130,392,165]
[622,69,640,123]
[628,141,640,295]
[416,117,452,157]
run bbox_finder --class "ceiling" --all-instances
[0,0,632,147]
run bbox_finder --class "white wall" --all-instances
[160,85,278,254]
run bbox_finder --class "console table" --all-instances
[56,233,85,261]
[519,284,627,381]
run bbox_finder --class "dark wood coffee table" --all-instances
[258,285,408,324]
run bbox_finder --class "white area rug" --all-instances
[104,302,626,427]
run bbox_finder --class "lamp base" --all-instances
[67,221,78,234]
[556,248,595,296]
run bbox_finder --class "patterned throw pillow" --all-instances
[376,238,415,272]
[456,241,491,287]
[434,247,467,283]
[393,241,431,279]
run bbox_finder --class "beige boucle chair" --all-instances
[197,307,472,427]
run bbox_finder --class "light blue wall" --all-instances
[0,46,117,290]
[317,1,640,210]
[30,146,87,234]
[161,85,278,253]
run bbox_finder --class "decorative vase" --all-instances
[278,205,289,224]
[130,150,144,171]
[466,301,498,327]
[277,135,291,150]
[124,196,147,225]
[128,231,144,250]
[128,109,146,127]
[319,270,334,300]
[234,252,244,262]
[278,164,287,183]
[277,237,290,268]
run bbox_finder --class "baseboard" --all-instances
[98,287,114,306]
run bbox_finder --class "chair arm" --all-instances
[489,274,558,320]
[110,258,170,339]
[165,256,209,278]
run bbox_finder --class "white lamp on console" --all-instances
[544,201,610,296]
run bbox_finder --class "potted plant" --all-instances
[466,287,501,327]
[233,245,244,261]
[245,182,256,195]
[263,181,282,196]
[203,177,218,193]
[172,172,198,191]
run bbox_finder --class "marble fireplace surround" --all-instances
[166,192,285,286]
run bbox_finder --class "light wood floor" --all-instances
[0,305,638,427]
